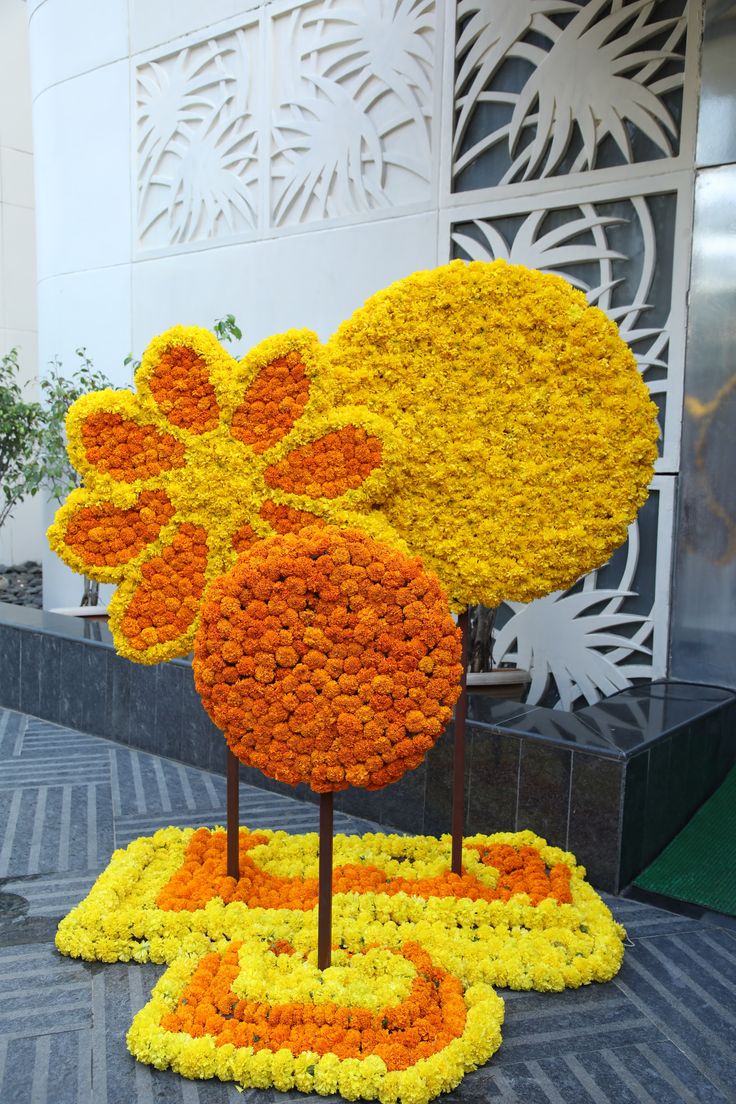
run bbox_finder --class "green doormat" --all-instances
[635,767,736,916]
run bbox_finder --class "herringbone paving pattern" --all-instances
[1,706,734,1103]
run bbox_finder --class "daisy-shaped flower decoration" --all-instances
[48,327,402,663]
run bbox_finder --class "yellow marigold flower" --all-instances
[48,327,402,663]
[323,259,660,610]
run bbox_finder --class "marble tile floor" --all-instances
[0,706,734,1104]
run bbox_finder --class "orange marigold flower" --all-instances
[157,827,573,913]
[193,526,462,791]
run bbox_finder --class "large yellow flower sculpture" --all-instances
[49,259,659,660]
[48,328,401,663]
[323,259,660,610]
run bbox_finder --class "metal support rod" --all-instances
[318,791,334,970]
[451,610,471,875]
[227,747,240,881]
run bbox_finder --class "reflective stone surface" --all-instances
[3,603,736,893]
[670,162,736,689]
[696,1,736,167]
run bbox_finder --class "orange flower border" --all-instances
[56,827,626,992]
[193,526,462,792]
[156,827,572,912]
[127,933,504,1102]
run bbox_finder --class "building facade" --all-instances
[21,0,736,704]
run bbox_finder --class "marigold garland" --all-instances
[322,258,660,610]
[155,827,572,911]
[56,828,626,992]
[127,933,505,1102]
[48,328,403,664]
[193,526,462,791]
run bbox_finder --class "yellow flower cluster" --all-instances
[56,828,625,991]
[322,259,660,610]
[127,931,504,1103]
[48,327,403,664]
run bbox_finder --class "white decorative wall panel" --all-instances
[269,0,436,227]
[493,478,674,710]
[136,21,261,248]
[134,1,438,252]
[452,0,689,193]
[444,0,698,709]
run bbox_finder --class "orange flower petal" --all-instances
[231,352,310,453]
[148,345,220,434]
[81,413,185,482]
[259,501,323,536]
[62,490,175,569]
[232,524,259,553]
[263,426,382,498]
[118,522,209,653]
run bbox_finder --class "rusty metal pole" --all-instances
[318,791,334,970]
[227,747,240,880]
[451,611,471,875]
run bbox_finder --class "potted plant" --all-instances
[467,604,530,700]
[0,348,42,564]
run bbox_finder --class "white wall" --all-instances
[0,0,41,565]
[26,0,701,707]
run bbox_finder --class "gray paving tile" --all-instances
[0,1028,93,1104]
[3,872,98,919]
[0,944,91,1038]
[613,931,736,1100]
[1,705,735,1104]
[0,781,114,876]
[494,988,659,1064]
[0,709,26,760]
[600,893,706,938]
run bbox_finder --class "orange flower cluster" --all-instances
[231,351,309,453]
[193,526,462,792]
[258,501,325,538]
[63,490,175,568]
[160,940,466,1071]
[473,843,572,906]
[120,523,208,652]
[81,411,185,481]
[149,345,220,433]
[230,504,326,557]
[263,426,382,499]
[156,828,572,912]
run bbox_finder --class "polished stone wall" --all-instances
[2,604,734,892]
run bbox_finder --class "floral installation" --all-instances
[193,525,462,791]
[127,932,505,1103]
[323,258,660,610]
[46,262,648,1098]
[48,327,403,663]
[56,827,626,992]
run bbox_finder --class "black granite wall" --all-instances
[1,604,734,892]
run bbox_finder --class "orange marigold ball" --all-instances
[193,527,462,792]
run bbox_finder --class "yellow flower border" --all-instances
[127,933,505,1104]
[56,828,625,991]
